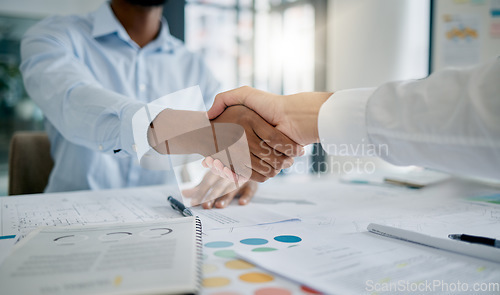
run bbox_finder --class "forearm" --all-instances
[21,35,143,156]
[283,92,332,145]
[367,59,500,179]
[319,59,500,180]
[147,109,217,156]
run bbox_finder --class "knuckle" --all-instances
[252,172,267,183]
[267,131,277,143]
[270,169,280,177]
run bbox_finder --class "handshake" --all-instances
[147,86,332,208]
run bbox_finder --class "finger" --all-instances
[204,156,214,168]
[253,122,305,157]
[249,138,294,170]
[214,190,238,209]
[208,87,249,120]
[190,180,215,206]
[202,200,214,209]
[188,172,221,205]
[212,158,251,182]
[210,159,227,179]
[248,168,270,183]
[223,166,239,183]
[247,154,280,179]
[213,159,225,175]
[204,178,234,205]
[223,167,249,185]
[210,166,222,178]
[237,175,250,185]
[238,182,258,205]
[208,86,280,124]
[215,155,273,182]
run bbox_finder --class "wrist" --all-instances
[147,109,214,155]
[284,92,331,145]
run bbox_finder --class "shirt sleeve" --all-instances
[131,52,220,170]
[20,21,145,157]
[318,58,500,180]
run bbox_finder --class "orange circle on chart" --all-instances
[254,287,292,295]
[225,259,254,270]
[203,277,231,288]
[239,272,274,283]
[301,285,322,294]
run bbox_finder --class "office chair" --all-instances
[8,131,54,195]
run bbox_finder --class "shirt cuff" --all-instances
[120,102,147,156]
[318,88,375,156]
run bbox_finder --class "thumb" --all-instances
[207,87,249,119]
[208,86,281,128]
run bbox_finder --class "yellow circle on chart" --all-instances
[239,272,274,283]
[203,277,231,288]
[203,264,218,274]
[225,259,254,270]
[113,276,123,286]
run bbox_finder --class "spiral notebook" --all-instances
[0,217,203,295]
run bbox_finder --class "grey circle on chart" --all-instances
[140,228,173,237]
[99,232,133,241]
[53,234,89,245]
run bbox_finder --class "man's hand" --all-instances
[208,105,302,182]
[182,171,257,209]
[147,105,303,183]
[207,86,332,145]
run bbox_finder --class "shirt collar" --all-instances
[91,3,126,39]
[91,2,173,52]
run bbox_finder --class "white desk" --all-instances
[1,175,499,294]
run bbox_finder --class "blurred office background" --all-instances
[1,0,499,195]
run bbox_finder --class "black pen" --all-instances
[448,234,500,248]
[167,196,193,217]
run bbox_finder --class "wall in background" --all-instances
[0,0,104,18]
[325,0,431,175]
[327,0,430,91]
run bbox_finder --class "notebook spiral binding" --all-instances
[195,217,203,291]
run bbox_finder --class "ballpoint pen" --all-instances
[448,233,500,248]
[168,196,193,217]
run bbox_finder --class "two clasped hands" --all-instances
[148,86,332,209]
[203,87,332,180]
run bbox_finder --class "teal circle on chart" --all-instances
[252,247,277,252]
[274,235,302,243]
[205,241,234,248]
[240,238,268,245]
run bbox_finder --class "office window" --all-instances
[186,0,327,174]
[255,0,316,94]
[186,0,325,94]
[0,15,43,195]
[185,0,253,91]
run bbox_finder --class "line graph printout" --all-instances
[0,186,300,239]
[1,186,180,238]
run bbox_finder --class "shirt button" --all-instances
[98,145,103,151]
[139,84,146,91]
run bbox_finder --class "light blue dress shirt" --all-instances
[20,3,220,192]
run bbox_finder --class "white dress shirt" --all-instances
[20,3,220,192]
[318,58,500,180]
